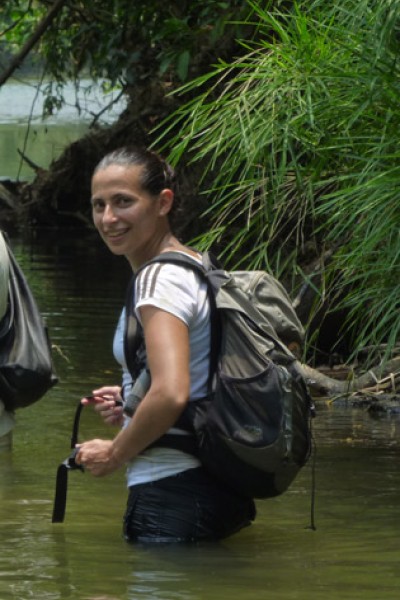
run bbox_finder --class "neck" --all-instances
[127,232,184,271]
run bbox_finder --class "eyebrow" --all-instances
[90,191,137,203]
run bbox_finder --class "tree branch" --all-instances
[0,0,68,87]
[17,148,44,173]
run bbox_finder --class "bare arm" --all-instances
[76,305,190,475]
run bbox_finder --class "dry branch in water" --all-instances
[300,356,400,399]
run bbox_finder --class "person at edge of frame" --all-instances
[0,232,15,451]
[75,146,256,543]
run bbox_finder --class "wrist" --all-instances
[111,439,132,466]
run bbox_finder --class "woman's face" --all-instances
[91,163,172,264]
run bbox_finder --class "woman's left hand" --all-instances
[75,439,122,477]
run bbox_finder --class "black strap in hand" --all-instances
[51,401,85,523]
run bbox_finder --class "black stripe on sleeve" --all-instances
[135,263,164,302]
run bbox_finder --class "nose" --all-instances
[102,203,118,224]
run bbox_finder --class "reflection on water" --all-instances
[0,120,90,182]
[0,79,126,126]
[0,230,400,600]
[0,78,127,181]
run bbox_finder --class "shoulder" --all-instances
[135,258,203,302]
[135,260,205,325]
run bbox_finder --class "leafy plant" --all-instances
[1,0,252,97]
[155,0,400,363]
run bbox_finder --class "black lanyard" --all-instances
[51,401,85,523]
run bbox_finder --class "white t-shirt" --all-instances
[113,255,210,486]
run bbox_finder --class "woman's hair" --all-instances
[93,146,176,196]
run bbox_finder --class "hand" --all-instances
[81,386,124,426]
[75,439,122,477]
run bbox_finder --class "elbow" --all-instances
[168,390,190,416]
[151,381,190,416]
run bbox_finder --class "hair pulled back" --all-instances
[94,146,176,197]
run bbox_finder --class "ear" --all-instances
[158,189,174,216]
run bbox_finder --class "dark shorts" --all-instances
[123,467,256,544]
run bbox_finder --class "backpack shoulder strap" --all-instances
[138,251,207,275]
[124,252,208,380]
[124,271,152,380]
[135,251,221,392]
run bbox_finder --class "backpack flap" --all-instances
[234,270,305,347]
[218,271,304,351]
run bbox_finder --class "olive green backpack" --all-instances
[124,251,315,499]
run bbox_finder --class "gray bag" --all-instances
[0,233,57,411]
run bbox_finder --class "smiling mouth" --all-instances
[105,229,129,241]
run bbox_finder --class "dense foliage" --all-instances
[156,0,400,362]
[0,0,253,114]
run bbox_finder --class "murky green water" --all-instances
[1,231,399,600]
[0,78,125,181]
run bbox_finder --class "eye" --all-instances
[91,198,105,212]
[115,194,134,207]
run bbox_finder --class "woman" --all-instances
[76,147,255,543]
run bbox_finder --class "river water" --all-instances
[1,81,400,600]
[0,230,399,600]
[0,78,126,181]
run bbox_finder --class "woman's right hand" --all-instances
[81,385,124,426]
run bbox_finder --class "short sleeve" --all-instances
[134,262,199,326]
